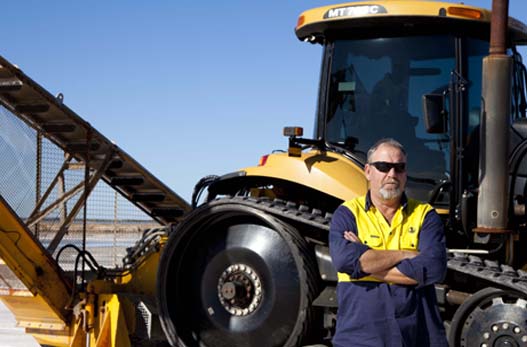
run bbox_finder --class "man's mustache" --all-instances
[382,179,400,186]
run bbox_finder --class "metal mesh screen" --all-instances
[0,108,37,218]
[0,105,160,279]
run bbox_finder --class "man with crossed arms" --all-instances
[329,138,448,346]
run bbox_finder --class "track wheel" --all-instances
[449,287,527,347]
[157,202,319,347]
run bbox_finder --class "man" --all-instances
[329,138,447,347]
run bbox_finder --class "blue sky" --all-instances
[1,1,526,202]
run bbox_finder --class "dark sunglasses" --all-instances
[369,161,406,173]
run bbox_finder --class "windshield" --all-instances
[326,36,455,184]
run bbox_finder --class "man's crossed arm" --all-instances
[344,231,418,285]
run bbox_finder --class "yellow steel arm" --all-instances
[0,194,71,323]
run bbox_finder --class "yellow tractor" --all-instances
[157,1,527,346]
[1,1,527,347]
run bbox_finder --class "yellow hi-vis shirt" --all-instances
[337,195,434,283]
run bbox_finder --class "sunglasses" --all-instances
[369,161,406,173]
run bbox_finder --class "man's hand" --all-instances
[344,230,361,243]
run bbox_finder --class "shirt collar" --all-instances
[365,190,408,211]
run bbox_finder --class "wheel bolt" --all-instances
[481,344,487,347]
[522,335,527,343]
[492,325,499,332]
[514,327,521,334]
[483,332,490,339]
[502,323,509,330]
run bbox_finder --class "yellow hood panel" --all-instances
[244,151,368,201]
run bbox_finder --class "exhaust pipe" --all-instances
[476,0,512,233]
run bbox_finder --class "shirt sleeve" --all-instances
[396,209,447,288]
[329,205,371,279]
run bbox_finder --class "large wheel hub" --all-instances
[472,319,526,347]
[478,323,524,347]
[217,263,262,316]
[451,288,527,347]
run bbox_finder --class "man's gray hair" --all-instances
[367,138,407,163]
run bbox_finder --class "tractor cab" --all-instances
[296,1,527,211]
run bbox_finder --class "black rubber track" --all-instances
[156,197,321,347]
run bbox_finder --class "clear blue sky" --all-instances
[1,1,526,202]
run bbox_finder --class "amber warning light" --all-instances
[296,15,305,29]
[283,126,303,137]
[447,6,482,19]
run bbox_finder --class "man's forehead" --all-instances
[370,144,406,160]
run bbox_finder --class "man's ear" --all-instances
[365,163,372,181]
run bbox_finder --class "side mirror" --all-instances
[422,94,447,134]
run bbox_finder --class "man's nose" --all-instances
[386,167,397,176]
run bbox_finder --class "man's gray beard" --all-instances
[379,186,402,200]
